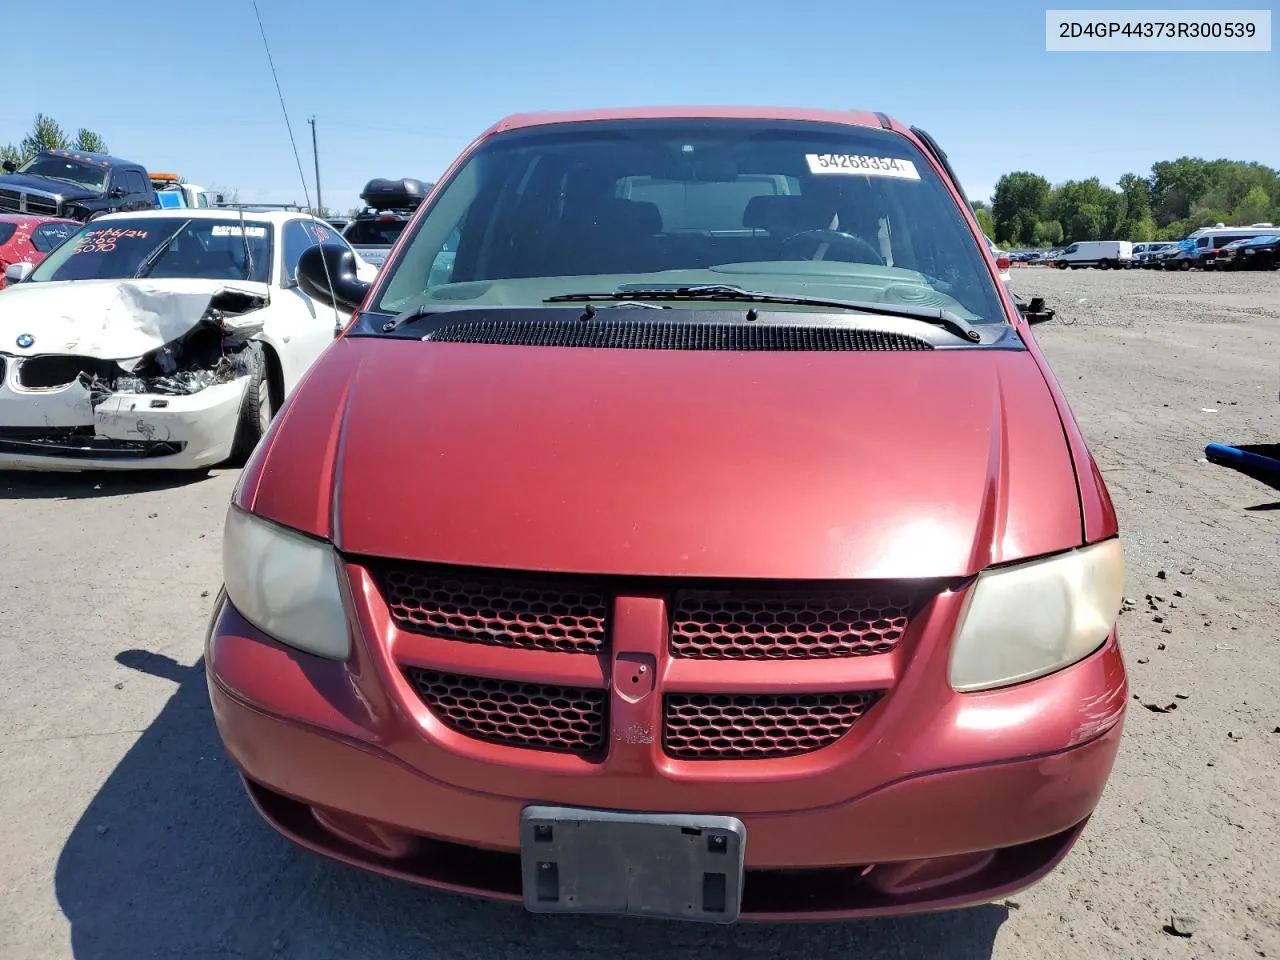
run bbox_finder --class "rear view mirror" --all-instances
[296,242,372,312]
[4,262,34,284]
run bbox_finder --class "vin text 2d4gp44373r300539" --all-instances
[205,106,1127,924]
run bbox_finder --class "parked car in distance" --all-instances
[1131,242,1176,268]
[1216,234,1280,270]
[0,209,376,471]
[1182,225,1278,270]
[341,178,430,270]
[0,214,80,289]
[0,150,157,222]
[1055,240,1132,269]
[208,105,1127,925]
[984,234,1011,283]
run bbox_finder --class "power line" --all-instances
[249,0,312,213]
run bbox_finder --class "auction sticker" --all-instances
[211,224,267,237]
[806,154,920,179]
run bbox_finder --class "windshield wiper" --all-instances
[133,219,192,279]
[544,284,982,342]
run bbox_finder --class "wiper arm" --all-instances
[382,304,436,332]
[544,285,983,342]
[133,219,191,279]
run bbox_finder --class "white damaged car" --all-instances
[0,209,374,471]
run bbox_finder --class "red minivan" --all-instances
[207,107,1126,923]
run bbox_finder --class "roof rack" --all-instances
[214,201,307,212]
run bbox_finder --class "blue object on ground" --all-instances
[1205,443,1280,478]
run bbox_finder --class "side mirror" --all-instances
[4,262,34,284]
[1017,295,1054,325]
[296,243,371,312]
[1,160,16,173]
[109,186,124,199]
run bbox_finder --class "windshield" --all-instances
[372,119,1005,323]
[17,155,108,191]
[344,218,409,246]
[28,217,274,283]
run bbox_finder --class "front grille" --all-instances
[427,319,934,352]
[0,426,185,459]
[381,566,607,654]
[403,668,607,756]
[25,195,59,217]
[664,692,879,760]
[671,589,915,660]
[0,189,19,213]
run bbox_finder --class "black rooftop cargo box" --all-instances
[359,178,429,211]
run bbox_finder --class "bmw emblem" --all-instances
[15,333,34,349]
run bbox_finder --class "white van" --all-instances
[1055,240,1133,269]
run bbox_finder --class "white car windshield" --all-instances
[372,118,1006,324]
[29,217,274,283]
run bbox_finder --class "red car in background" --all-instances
[0,214,80,289]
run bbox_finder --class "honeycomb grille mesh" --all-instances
[670,590,914,660]
[427,319,934,352]
[403,668,606,756]
[664,692,879,760]
[381,567,607,654]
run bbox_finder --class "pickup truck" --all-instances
[0,150,157,222]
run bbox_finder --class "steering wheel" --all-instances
[779,229,884,265]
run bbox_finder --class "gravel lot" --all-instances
[1,266,1277,960]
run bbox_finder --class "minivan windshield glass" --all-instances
[373,119,1006,324]
[17,155,108,191]
[28,217,274,283]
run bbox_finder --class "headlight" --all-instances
[221,506,350,659]
[948,538,1124,693]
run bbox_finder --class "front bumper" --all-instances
[0,375,246,471]
[206,568,1128,919]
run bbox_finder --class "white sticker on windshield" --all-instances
[211,224,267,237]
[805,154,921,180]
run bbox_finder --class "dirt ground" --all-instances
[0,266,1276,960]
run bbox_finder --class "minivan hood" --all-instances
[0,174,96,201]
[247,335,1083,580]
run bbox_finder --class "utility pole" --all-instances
[307,116,323,216]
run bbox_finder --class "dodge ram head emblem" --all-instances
[15,334,34,349]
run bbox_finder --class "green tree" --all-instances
[1231,186,1272,225]
[992,172,1051,247]
[19,113,69,159]
[1150,157,1213,226]
[971,204,996,238]
[1033,219,1064,246]
[1051,178,1119,242]
[1114,172,1154,239]
[2,114,110,166]
[73,128,108,153]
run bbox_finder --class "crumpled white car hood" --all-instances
[0,278,270,362]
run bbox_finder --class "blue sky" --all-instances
[4,0,1275,212]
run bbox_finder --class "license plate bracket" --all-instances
[520,806,746,923]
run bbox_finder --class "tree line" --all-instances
[2,114,109,167]
[974,158,1280,248]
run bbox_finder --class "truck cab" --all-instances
[150,173,222,210]
[0,150,157,222]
